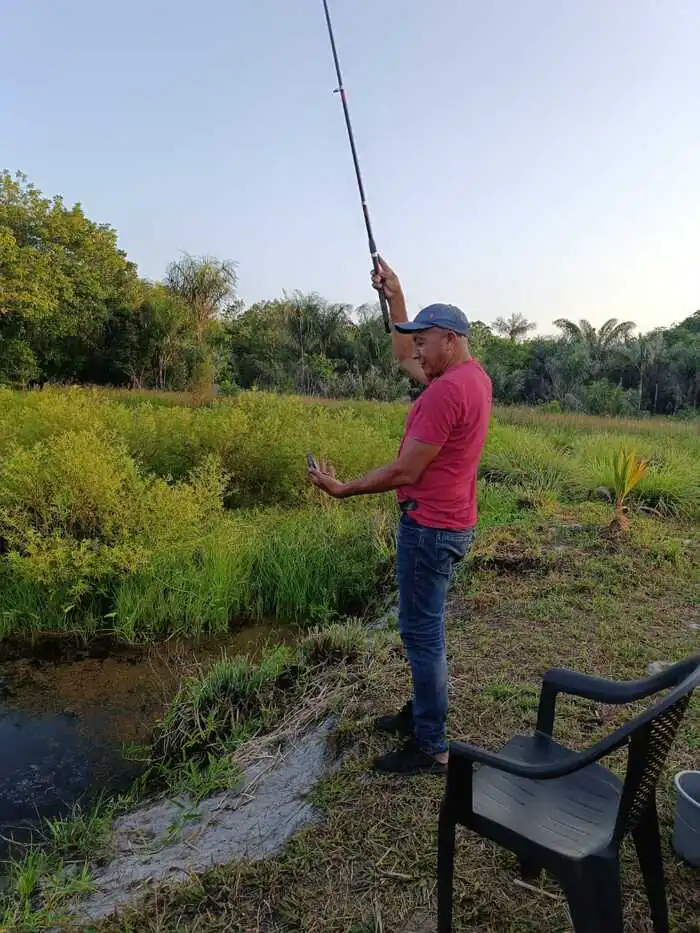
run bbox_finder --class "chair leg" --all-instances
[633,806,670,933]
[595,858,624,933]
[561,858,623,933]
[564,887,601,933]
[437,803,456,933]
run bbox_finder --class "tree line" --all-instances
[2,171,698,415]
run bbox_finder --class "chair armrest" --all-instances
[535,657,695,735]
[450,730,627,781]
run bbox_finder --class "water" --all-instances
[0,623,291,850]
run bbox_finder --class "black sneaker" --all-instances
[375,700,414,737]
[373,738,447,775]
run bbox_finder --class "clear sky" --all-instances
[3,0,699,334]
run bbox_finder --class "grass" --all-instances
[1,388,698,642]
[4,521,699,931]
[0,801,116,931]
[150,644,297,765]
[75,508,698,933]
[1,389,699,929]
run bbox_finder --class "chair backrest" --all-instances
[615,656,700,840]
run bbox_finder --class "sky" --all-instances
[2,0,699,335]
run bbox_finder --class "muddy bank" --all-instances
[0,622,294,848]
[69,719,335,923]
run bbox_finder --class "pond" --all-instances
[0,622,293,852]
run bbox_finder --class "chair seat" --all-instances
[472,734,623,859]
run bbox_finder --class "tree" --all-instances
[662,313,700,412]
[103,283,193,389]
[166,254,238,394]
[524,338,590,405]
[621,331,665,411]
[225,299,295,390]
[467,321,494,360]
[0,170,137,383]
[165,254,237,338]
[553,317,636,355]
[492,312,536,342]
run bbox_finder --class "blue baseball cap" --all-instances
[394,303,469,336]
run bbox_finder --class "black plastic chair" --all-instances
[438,654,700,933]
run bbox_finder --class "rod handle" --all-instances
[370,253,391,334]
[378,291,391,334]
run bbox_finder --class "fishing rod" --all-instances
[321,0,391,334]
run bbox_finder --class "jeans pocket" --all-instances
[437,528,474,564]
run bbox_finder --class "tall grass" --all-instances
[1,388,697,640]
[112,505,394,640]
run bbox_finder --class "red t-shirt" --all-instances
[397,360,492,530]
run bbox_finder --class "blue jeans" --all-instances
[396,514,474,756]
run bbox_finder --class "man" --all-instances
[309,259,492,774]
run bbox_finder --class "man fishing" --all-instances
[309,259,492,774]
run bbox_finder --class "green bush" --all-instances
[479,423,586,497]
[0,430,225,637]
[1,389,697,641]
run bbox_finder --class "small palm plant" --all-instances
[609,448,649,533]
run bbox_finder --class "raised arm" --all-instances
[372,259,428,386]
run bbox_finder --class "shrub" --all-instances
[0,432,226,636]
[298,619,369,666]
[1,389,697,641]
[150,644,296,764]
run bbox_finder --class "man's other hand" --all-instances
[308,462,347,499]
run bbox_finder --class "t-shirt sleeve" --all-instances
[404,379,462,448]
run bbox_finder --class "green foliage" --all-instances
[2,170,699,414]
[0,389,698,641]
[611,448,649,513]
[299,619,370,666]
[0,170,138,384]
[579,380,639,416]
[151,645,296,764]
[112,504,393,639]
[225,294,409,401]
[103,283,194,390]
[0,427,225,636]
[0,847,94,931]
[169,753,241,802]
[42,800,115,862]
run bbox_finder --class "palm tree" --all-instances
[492,312,536,342]
[166,254,238,338]
[553,317,636,356]
[283,292,351,394]
[166,253,238,396]
[622,331,665,411]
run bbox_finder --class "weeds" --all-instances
[41,800,114,863]
[0,837,95,931]
[299,619,370,666]
[150,645,297,765]
[1,390,698,642]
